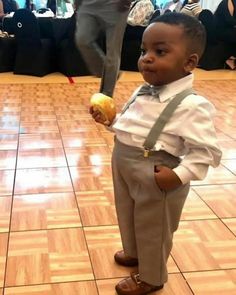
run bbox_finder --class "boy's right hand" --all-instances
[89,106,111,126]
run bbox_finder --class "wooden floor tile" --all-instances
[61,132,107,148]
[70,166,113,192]
[221,159,236,174]
[192,165,236,186]
[65,146,112,167]
[0,233,8,287]
[167,256,179,273]
[4,281,98,295]
[0,170,14,196]
[181,189,217,220]
[20,112,56,123]
[5,228,93,287]
[11,192,81,231]
[17,149,67,169]
[220,140,236,159]
[184,269,236,295]
[14,168,73,194]
[20,121,59,134]
[58,118,99,134]
[76,190,117,226]
[0,134,18,150]
[0,123,19,134]
[0,197,11,233]
[19,134,63,150]
[222,218,236,235]
[84,225,129,279]
[0,151,17,170]
[172,220,236,272]
[193,184,236,218]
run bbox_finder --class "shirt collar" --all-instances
[157,73,194,102]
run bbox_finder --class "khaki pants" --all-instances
[112,139,190,286]
[75,8,129,97]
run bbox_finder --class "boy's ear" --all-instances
[184,53,199,72]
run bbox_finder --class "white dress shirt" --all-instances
[112,74,222,184]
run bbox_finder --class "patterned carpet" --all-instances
[0,80,235,295]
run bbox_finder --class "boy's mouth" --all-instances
[142,67,154,73]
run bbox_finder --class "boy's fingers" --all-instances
[154,165,164,173]
[89,106,94,114]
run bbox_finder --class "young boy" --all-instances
[90,13,222,295]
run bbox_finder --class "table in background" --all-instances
[2,16,73,44]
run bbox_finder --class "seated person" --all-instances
[214,0,236,43]
[180,0,202,18]
[0,0,19,20]
[215,0,236,69]
[162,0,182,14]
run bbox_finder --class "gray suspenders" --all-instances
[120,88,194,157]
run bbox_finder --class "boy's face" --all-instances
[138,22,198,86]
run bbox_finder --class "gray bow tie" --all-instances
[137,84,163,98]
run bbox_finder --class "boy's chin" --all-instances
[144,78,164,87]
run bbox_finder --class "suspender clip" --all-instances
[143,148,150,158]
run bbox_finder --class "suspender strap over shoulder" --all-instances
[143,88,194,156]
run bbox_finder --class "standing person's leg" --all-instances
[75,12,105,77]
[99,11,128,97]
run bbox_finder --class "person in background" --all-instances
[90,12,222,295]
[162,0,182,14]
[25,0,36,11]
[215,0,236,42]
[214,0,236,69]
[75,0,132,98]
[0,0,18,20]
[180,0,202,18]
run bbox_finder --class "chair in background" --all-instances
[0,35,16,72]
[198,9,232,70]
[12,9,55,76]
[56,13,90,77]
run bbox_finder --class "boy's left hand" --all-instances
[154,166,182,191]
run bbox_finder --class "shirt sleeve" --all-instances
[173,97,222,184]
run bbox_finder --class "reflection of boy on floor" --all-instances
[91,13,222,295]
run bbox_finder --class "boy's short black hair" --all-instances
[150,12,206,58]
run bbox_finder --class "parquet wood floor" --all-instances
[0,71,235,294]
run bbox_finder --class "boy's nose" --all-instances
[142,53,154,63]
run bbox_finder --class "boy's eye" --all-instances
[140,48,146,56]
[156,49,166,56]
